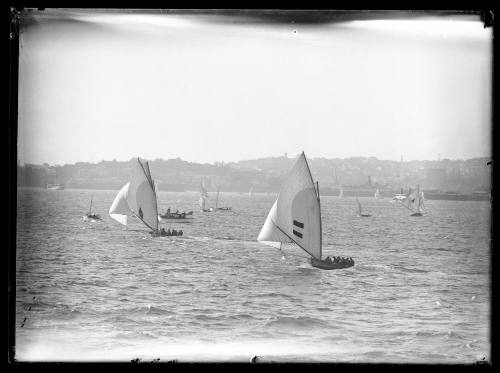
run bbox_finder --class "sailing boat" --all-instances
[356,198,372,217]
[109,158,161,235]
[257,152,354,270]
[83,196,101,221]
[199,180,213,212]
[215,186,232,211]
[397,185,425,216]
[249,184,255,197]
[374,189,380,199]
[338,187,344,198]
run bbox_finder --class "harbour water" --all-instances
[15,187,491,363]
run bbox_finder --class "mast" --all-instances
[136,158,159,233]
[302,152,322,260]
[316,181,322,260]
[89,197,93,214]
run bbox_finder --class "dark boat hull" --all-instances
[310,257,354,270]
[159,217,193,223]
[411,212,423,216]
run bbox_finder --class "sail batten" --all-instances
[257,152,322,260]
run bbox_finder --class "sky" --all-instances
[17,9,493,166]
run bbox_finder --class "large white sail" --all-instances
[126,158,159,232]
[257,152,322,260]
[108,158,159,232]
[374,189,380,198]
[109,182,132,226]
[339,187,344,198]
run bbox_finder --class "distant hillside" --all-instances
[16,155,491,194]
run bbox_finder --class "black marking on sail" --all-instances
[293,229,303,238]
[293,220,304,229]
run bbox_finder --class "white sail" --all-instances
[374,189,380,198]
[108,158,159,232]
[257,152,322,260]
[414,185,425,213]
[126,158,159,232]
[257,201,294,249]
[339,188,343,198]
[356,198,362,215]
[199,196,206,210]
[109,182,132,226]
[200,180,209,198]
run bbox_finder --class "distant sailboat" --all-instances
[374,189,380,199]
[215,186,232,211]
[257,152,354,270]
[338,187,344,198]
[83,197,101,221]
[356,198,372,217]
[109,158,160,234]
[398,185,425,216]
[249,184,255,197]
[199,180,213,212]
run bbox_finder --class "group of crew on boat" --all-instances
[162,208,188,219]
[160,227,183,236]
[324,256,354,265]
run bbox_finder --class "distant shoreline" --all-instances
[17,186,490,202]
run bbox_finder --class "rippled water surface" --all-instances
[15,188,491,363]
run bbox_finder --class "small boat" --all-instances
[356,198,372,217]
[159,210,194,223]
[310,257,354,270]
[338,187,344,198]
[215,186,232,211]
[83,197,101,221]
[47,183,64,190]
[109,157,162,235]
[257,152,354,270]
[374,189,380,199]
[199,180,213,212]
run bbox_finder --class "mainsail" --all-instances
[398,185,425,214]
[339,187,344,198]
[257,152,322,260]
[108,158,159,232]
[199,180,209,210]
[356,198,362,215]
[374,189,380,198]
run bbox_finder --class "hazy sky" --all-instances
[18,9,492,165]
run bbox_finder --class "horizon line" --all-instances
[18,153,493,168]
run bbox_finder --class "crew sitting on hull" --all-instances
[159,227,184,236]
[323,256,353,266]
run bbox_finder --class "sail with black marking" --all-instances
[109,158,159,232]
[257,152,322,260]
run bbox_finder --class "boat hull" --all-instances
[159,217,193,223]
[310,257,354,270]
[411,212,423,216]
